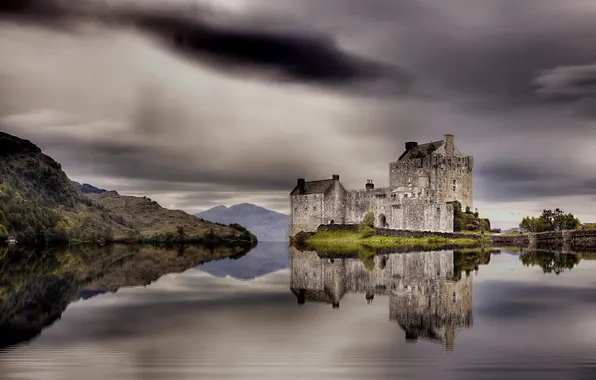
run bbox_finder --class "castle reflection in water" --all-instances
[290,248,480,351]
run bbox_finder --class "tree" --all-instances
[361,211,375,229]
[520,209,581,233]
[176,226,186,241]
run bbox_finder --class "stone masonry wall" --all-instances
[290,193,324,235]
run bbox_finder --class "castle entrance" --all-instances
[378,214,387,228]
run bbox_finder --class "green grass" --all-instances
[304,230,490,255]
[459,230,497,235]
[500,230,528,236]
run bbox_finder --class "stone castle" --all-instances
[290,134,473,236]
[290,248,474,350]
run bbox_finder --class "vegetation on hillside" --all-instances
[519,208,581,233]
[0,132,256,247]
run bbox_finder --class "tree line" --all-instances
[519,208,582,233]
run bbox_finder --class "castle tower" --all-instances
[389,133,473,210]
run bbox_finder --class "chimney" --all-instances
[405,141,418,151]
[365,179,375,190]
[297,178,306,194]
[332,174,340,181]
[444,134,454,156]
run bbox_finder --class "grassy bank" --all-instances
[304,230,490,254]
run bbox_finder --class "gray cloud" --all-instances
[534,63,596,100]
[1,0,596,225]
[0,0,412,94]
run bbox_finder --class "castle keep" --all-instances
[290,134,473,235]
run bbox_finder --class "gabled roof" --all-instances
[398,140,443,161]
[398,140,464,161]
[290,179,335,196]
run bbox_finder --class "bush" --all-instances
[359,226,376,238]
[360,211,375,229]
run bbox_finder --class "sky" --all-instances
[0,0,595,228]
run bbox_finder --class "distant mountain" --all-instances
[196,203,289,242]
[502,228,521,234]
[72,181,107,194]
[197,242,290,280]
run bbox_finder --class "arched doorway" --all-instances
[378,214,387,228]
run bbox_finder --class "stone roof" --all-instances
[398,140,464,161]
[398,140,443,161]
[290,179,335,196]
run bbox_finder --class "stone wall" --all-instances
[490,229,596,250]
[342,189,453,233]
[533,229,596,250]
[490,234,530,247]
[389,153,473,211]
[290,193,324,235]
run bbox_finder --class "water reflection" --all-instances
[290,247,492,350]
[518,249,582,275]
[0,243,251,349]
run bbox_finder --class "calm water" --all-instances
[1,243,596,379]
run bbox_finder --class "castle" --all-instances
[290,134,473,236]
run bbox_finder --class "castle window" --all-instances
[313,207,316,211]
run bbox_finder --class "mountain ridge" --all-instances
[196,203,289,242]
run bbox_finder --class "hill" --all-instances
[196,203,289,242]
[72,181,107,194]
[0,131,255,245]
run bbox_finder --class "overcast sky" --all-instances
[1,0,595,228]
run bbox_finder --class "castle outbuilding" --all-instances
[290,134,473,235]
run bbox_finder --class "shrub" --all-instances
[360,211,375,229]
[360,225,376,238]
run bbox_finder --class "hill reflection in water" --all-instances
[0,243,251,349]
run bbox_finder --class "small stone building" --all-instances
[289,134,473,235]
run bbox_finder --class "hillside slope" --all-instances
[89,191,253,243]
[196,203,289,242]
[0,131,254,245]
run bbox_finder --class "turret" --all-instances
[365,179,375,190]
[444,134,454,156]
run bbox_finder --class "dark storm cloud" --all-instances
[2,0,596,219]
[477,162,596,201]
[282,0,596,106]
[0,0,411,92]
[534,63,596,101]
